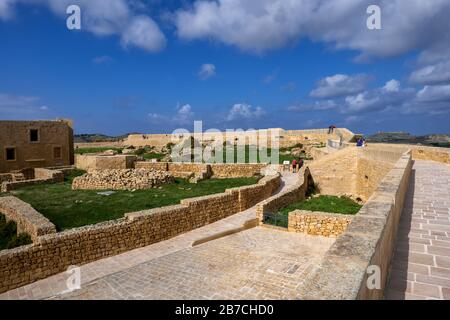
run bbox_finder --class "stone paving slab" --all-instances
[52,227,334,300]
[386,160,450,300]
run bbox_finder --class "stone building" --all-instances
[0,119,74,173]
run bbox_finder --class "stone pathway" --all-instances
[1,171,329,300]
[386,160,450,300]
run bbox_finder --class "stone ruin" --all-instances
[72,169,175,191]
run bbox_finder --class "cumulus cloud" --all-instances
[149,103,194,126]
[383,79,400,92]
[343,80,414,113]
[174,0,450,59]
[409,61,450,85]
[198,63,216,80]
[1,0,166,52]
[416,85,450,103]
[310,74,372,99]
[226,103,265,121]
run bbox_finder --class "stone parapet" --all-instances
[298,150,413,300]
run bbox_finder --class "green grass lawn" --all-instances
[279,195,362,216]
[264,195,362,228]
[75,147,122,154]
[8,172,259,231]
[0,214,32,250]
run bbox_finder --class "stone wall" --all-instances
[0,168,64,192]
[298,150,413,299]
[0,173,280,293]
[136,162,267,179]
[75,154,137,171]
[288,210,353,237]
[256,168,312,224]
[72,169,175,190]
[307,146,405,202]
[0,196,56,241]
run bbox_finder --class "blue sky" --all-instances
[1,0,450,136]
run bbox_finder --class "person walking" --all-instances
[292,159,298,173]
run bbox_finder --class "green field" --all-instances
[8,171,259,231]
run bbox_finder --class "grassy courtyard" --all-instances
[265,195,362,228]
[6,171,259,231]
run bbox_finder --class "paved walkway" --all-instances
[386,160,450,300]
[1,172,333,300]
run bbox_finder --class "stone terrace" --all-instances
[386,160,450,300]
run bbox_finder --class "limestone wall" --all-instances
[256,168,312,223]
[0,173,280,293]
[0,168,64,192]
[307,146,405,202]
[298,151,413,299]
[288,210,353,237]
[75,154,137,171]
[136,162,267,179]
[0,197,56,241]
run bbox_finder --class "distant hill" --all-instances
[366,132,450,148]
[74,133,139,143]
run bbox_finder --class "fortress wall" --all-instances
[123,128,356,150]
[0,174,280,293]
[367,143,450,165]
[299,151,413,299]
[307,146,405,202]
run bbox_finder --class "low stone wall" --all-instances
[256,168,312,224]
[72,169,175,190]
[1,168,64,192]
[0,173,280,293]
[75,154,137,171]
[209,163,267,178]
[288,210,353,237]
[136,162,267,179]
[298,150,413,299]
[0,197,56,241]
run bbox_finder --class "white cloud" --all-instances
[198,63,216,80]
[409,61,450,85]
[0,0,15,20]
[310,74,372,99]
[416,85,450,103]
[1,0,166,53]
[383,79,400,92]
[226,103,265,121]
[149,103,194,126]
[174,0,450,59]
[121,15,166,52]
[345,115,362,124]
